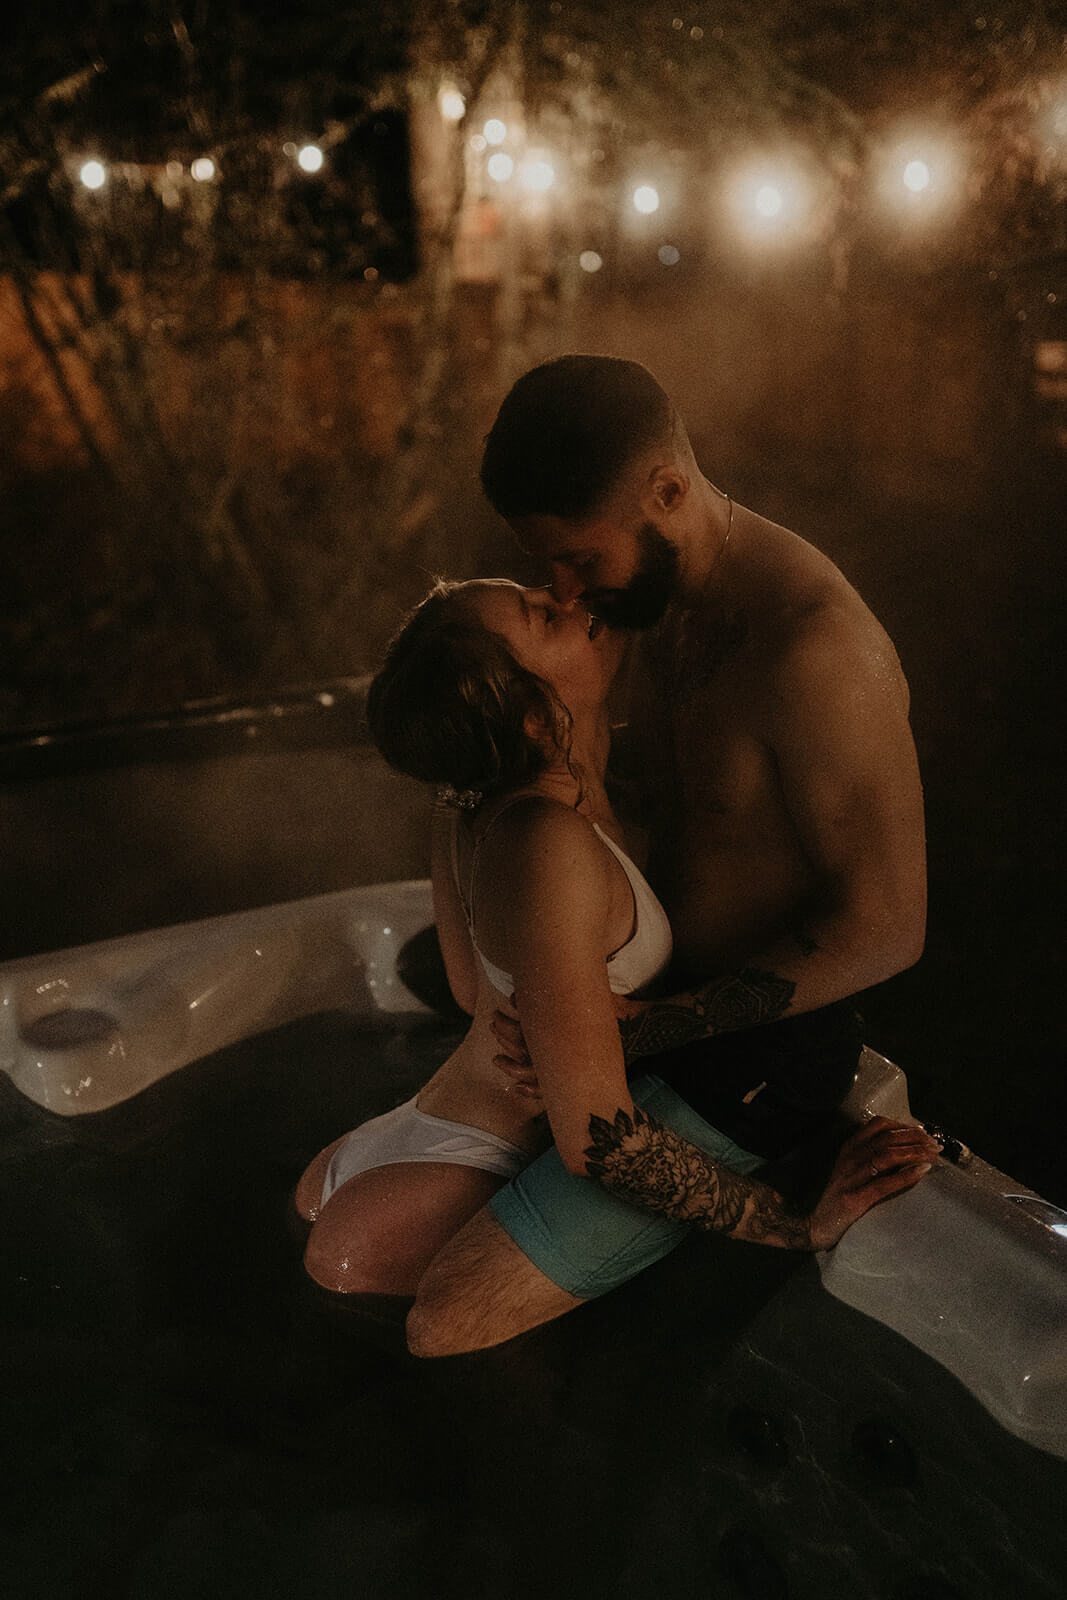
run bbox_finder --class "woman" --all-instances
[295,578,936,1313]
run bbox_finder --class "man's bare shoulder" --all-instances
[760,577,911,727]
[734,517,903,682]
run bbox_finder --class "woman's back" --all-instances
[416,793,671,1150]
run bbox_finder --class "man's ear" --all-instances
[648,464,689,514]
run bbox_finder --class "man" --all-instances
[407,355,928,1356]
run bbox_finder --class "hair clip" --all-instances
[435,784,484,811]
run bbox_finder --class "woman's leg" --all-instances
[294,1135,348,1222]
[302,1162,507,1297]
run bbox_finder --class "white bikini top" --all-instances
[451,800,673,999]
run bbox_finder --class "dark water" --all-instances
[3,1009,1067,1600]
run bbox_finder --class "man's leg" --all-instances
[406,1074,764,1355]
[407,1209,584,1356]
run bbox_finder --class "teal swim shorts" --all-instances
[486,1073,764,1299]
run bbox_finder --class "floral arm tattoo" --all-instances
[617,968,796,1062]
[584,1106,812,1250]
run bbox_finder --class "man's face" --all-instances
[511,513,682,631]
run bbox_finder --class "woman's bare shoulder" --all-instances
[475,793,610,902]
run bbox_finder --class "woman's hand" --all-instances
[806,1116,941,1252]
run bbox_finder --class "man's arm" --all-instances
[619,608,927,1060]
[584,1109,936,1252]
[406,1114,939,1355]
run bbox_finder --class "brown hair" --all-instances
[366,581,574,804]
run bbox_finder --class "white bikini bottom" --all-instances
[321,1096,529,1208]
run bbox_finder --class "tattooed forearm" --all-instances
[617,968,796,1061]
[583,1106,812,1249]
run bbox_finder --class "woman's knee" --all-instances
[303,1216,420,1297]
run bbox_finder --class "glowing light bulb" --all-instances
[903,160,931,193]
[633,185,660,215]
[725,158,813,247]
[483,119,507,145]
[579,251,603,273]
[439,86,466,122]
[79,160,107,190]
[297,145,324,173]
[520,158,555,192]
[190,157,216,182]
[487,153,514,182]
[754,184,783,218]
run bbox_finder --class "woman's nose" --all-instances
[529,588,568,622]
[548,564,585,607]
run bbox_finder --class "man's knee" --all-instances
[405,1290,465,1359]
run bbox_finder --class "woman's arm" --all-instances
[430,803,479,1017]
[487,803,937,1248]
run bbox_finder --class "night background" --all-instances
[2,4,1067,1596]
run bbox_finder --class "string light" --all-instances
[190,157,216,182]
[725,159,812,244]
[754,184,784,217]
[520,156,555,192]
[876,135,960,222]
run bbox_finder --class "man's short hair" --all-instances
[480,355,674,521]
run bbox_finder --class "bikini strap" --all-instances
[466,792,554,934]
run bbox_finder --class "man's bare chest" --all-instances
[624,644,778,825]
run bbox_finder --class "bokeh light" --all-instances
[439,85,466,122]
[520,156,555,192]
[754,184,784,217]
[633,184,660,215]
[658,244,681,266]
[483,120,507,145]
[190,157,216,182]
[487,153,514,182]
[297,144,324,173]
[579,250,603,273]
[876,134,960,222]
[724,158,813,245]
[79,160,107,190]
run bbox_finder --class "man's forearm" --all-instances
[617,904,923,1063]
[584,1105,812,1250]
[617,967,797,1059]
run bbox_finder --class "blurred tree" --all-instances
[0,0,1064,724]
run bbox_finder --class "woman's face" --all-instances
[458,580,618,717]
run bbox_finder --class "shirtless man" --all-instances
[406,355,927,1356]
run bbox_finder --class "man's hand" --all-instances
[489,1004,541,1102]
[491,993,647,1099]
[806,1117,941,1252]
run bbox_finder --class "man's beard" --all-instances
[587,523,680,630]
